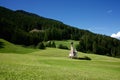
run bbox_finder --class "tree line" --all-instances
[76,34,120,57]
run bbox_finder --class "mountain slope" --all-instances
[0,6,120,57]
[0,6,93,42]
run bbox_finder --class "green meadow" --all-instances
[0,39,120,80]
[55,40,79,49]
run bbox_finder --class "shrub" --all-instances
[46,41,56,48]
[51,41,56,48]
[37,42,46,49]
[46,41,52,47]
[58,44,68,50]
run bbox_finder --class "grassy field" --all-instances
[55,40,79,49]
[0,39,120,80]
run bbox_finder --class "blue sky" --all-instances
[0,0,120,37]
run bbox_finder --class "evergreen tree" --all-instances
[37,42,46,49]
[44,31,48,41]
[93,42,97,54]
[46,41,52,47]
[51,41,56,48]
[58,44,68,50]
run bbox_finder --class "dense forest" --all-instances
[0,6,120,57]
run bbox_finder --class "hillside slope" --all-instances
[0,39,39,54]
[0,39,120,80]
[0,6,92,43]
[0,6,120,57]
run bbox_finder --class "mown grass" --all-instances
[0,39,120,80]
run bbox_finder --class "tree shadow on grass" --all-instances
[72,56,91,60]
[0,41,4,48]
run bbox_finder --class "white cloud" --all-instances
[111,31,120,39]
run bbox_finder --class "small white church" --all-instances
[69,42,77,58]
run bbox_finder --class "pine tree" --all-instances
[37,42,46,49]
[93,42,97,54]
[44,31,48,41]
[51,41,56,48]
